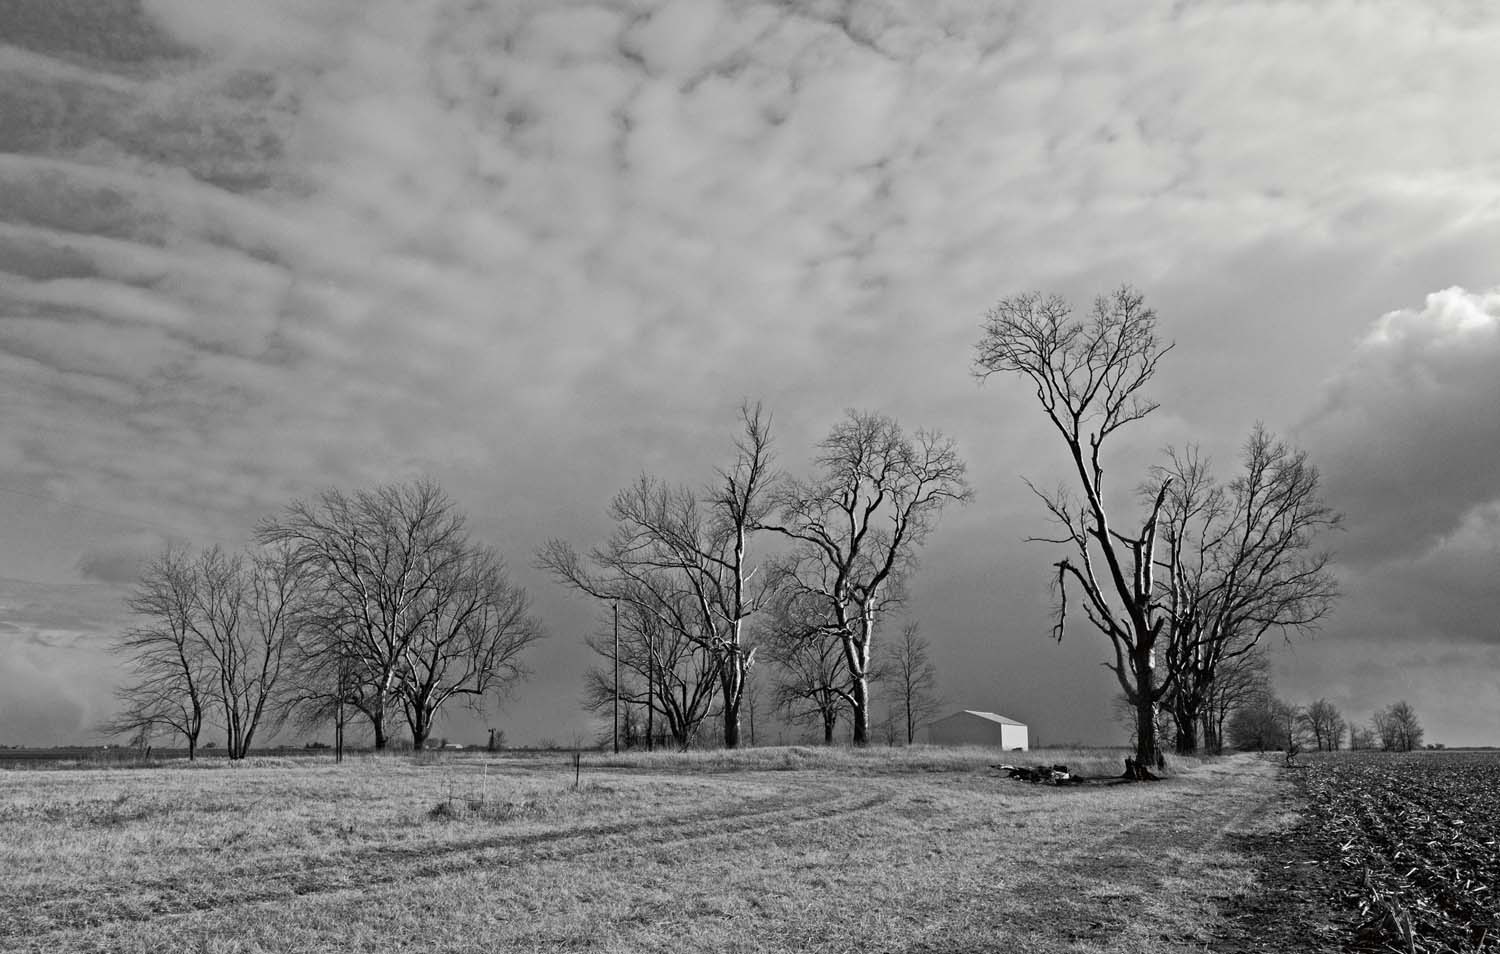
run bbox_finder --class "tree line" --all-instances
[107,480,544,758]
[109,285,1364,763]
[1227,692,1425,753]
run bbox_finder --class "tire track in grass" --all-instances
[11,775,893,941]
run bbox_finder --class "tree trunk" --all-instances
[1132,649,1157,777]
[1172,698,1200,755]
[822,710,836,745]
[721,666,742,749]
[410,706,432,751]
[850,670,870,747]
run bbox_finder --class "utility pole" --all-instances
[612,602,620,755]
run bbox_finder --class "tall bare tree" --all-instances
[975,287,1173,774]
[1154,428,1341,753]
[763,411,971,746]
[541,404,778,748]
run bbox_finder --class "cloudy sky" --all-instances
[1,0,1497,748]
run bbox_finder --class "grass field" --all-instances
[2,746,1303,953]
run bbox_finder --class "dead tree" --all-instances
[975,287,1173,776]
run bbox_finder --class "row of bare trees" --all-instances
[542,404,969,749]
[1226,690,1425,753]
[108,480,544,758]
[974,287,1342,768]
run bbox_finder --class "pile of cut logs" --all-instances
[995,763,1082,785]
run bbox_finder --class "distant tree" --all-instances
[743,668,762,747]
[1347,724,1375,750]
[1299,699,1346,752]
[1373,701,1423,752]
[975,287,1174,775]
[763,410,970,746]
[873,622,943,745]
[1200,644,1269,754]
[1227,691,1300,751]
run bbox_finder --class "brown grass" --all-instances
[0,746,1284,953]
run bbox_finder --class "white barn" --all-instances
[925,710,1029,750]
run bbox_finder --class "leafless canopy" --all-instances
[260,478,543,750]
[106,543,309,759]
[1154,427,1341,753]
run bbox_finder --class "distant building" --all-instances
[925,710,1029,750]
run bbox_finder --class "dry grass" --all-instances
[0,747,1285,953]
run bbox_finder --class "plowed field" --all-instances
[1302,751,1500,953]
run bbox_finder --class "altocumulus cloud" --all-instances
[2,0,1499,745]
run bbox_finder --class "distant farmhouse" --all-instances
[925,710,1029,750]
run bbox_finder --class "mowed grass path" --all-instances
[2,748,1303,953]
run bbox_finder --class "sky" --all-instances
[1,0,1497,748]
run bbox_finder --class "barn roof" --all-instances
[957,710,1026,726]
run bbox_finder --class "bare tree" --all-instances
[1348,724,1376,750]
[1227,691,1301,751]
[582,599,720,750]
[108,544,307,759]
[975,287,1173,775]
[1154,429,1341,753]
[763,411,970,746]
[875,622,943,744]
[192,545,311,758]
[763,591,850,745]
[261,479,540,750]
[541,404,778,749]
[1300,698,1346,752]
[1373,701,1423,751]
[1201,644,1269,753]
[106,545,208,758]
